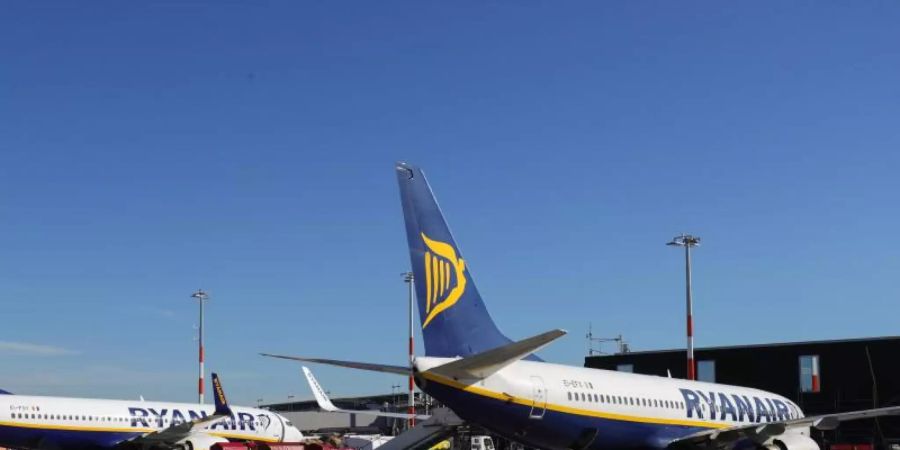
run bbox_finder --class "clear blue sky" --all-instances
[1,2,899,406]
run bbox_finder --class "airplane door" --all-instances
[529,376,547,419]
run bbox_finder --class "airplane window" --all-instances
[594,394,599,402]
[567,392,571,401]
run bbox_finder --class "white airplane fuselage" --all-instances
[415,357,809,450]
[0,394,303,450]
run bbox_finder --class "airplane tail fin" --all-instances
[211,373,233,416]
[396,162,524,359]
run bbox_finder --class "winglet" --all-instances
[211,373,233,416]
[302,367,339,412]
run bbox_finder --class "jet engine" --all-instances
[176,434,229,450]
[767,434,821,450]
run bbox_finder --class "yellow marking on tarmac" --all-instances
[420,372,728,430]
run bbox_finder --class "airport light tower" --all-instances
[403,271,416,428]
[666,234,700,381]
[190,289,210,404]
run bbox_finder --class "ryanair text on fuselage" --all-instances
[679,388,800,422]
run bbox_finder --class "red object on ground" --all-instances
[212,442,353,450]
[830,444,873,450]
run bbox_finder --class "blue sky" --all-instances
[1,2,899,406]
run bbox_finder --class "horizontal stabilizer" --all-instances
[302,367,430,420]
[429,329,566,380]
[261,353,410,376]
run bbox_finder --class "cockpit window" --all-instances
[286,421,293,426]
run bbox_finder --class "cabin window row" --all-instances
[9,413,127,422]
[565,392,684,410]
[9,413,261,427]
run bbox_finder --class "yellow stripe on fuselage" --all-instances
[0,420,279,442]
[420,372,729,430]
[0,420,150,433]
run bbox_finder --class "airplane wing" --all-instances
[302,366,430,420]
[670,406,900,448]
[261,353,410,375]
[130,373,233,444]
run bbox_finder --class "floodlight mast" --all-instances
[190,289,210,404]
[403,272,416,428]
[666,234,700,381]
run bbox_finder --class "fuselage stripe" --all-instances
[421,372,728,429]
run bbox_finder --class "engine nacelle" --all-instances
[176,434,229,450]
[767,434,820,450]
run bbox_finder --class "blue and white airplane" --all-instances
[264,162,900,450]
[0,373,303,450]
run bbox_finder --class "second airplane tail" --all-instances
[396,162,528,359]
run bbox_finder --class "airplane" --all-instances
[0,373,304,450]
[263,162,900,450]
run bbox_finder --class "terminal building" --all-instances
[585,336,900,450]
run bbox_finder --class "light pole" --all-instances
[190,289,210,404]
[666,234,700,381]
[403,272,416,428]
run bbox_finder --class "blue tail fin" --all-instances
[211,373,232,416]
[396,162,534,359]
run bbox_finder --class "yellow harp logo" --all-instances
[421,232,467,328]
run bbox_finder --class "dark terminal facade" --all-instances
[585,336,900,450]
